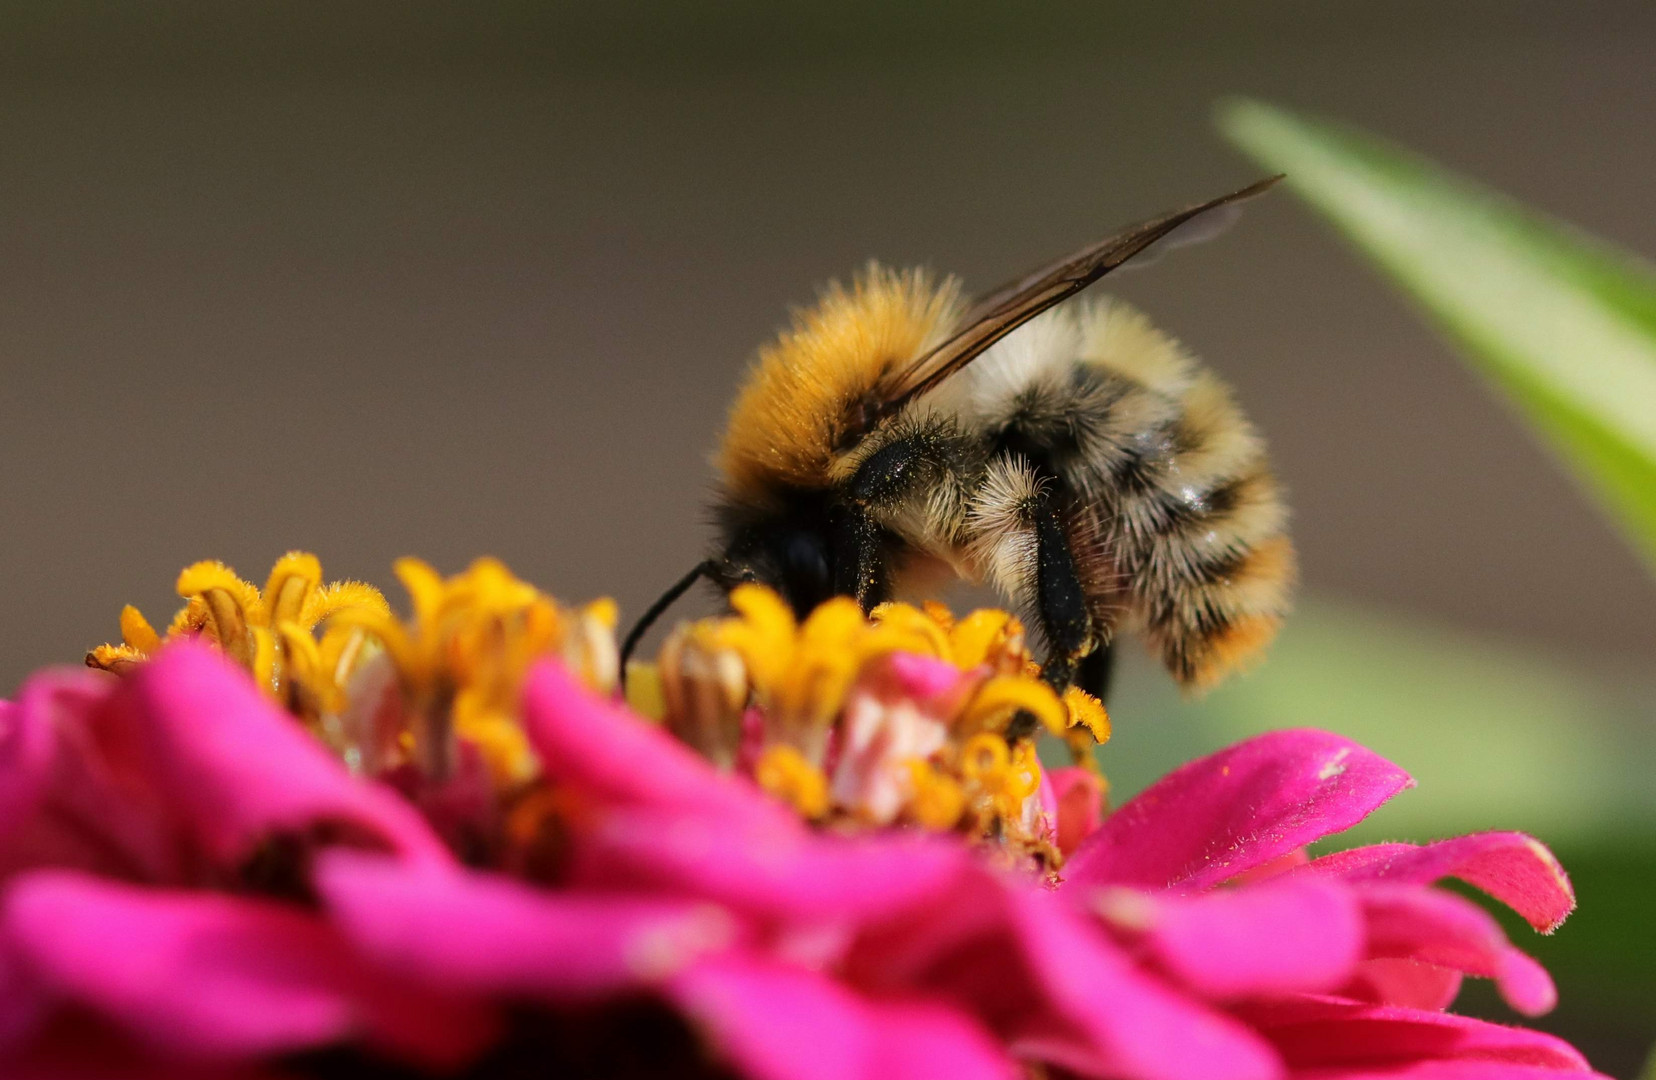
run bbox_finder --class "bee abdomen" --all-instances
[1114,408,1293,689]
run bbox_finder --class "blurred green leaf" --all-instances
[1219,99,1656,577]
[1098,600,1656,846]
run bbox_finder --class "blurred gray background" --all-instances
[3,2,1656,1073]
[2,1,1654,685]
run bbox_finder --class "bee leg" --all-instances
[841,431,958,611]
[829,505,887,611]
[1004,496,1096,741]
[1033,496,1094,687]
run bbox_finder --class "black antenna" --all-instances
[619,560,716,675]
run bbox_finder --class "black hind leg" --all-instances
[1004,496,1102,740]
[1032,495,1095,690]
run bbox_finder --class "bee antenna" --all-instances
[619,560,717,675]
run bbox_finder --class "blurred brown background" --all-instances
[3,0,1655,691]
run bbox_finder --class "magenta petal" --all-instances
[1001,886,1284,1080]
[1236,997,1590,1072]
[1049,767,1104,858]
[3,870,492,1065]
[575,807,969,923]
[668,951,1016,1080]
[886,653,965,699]
[1343,958,1465,1012]
[316,851,737,998]
[855,870,1282,1080]
[522,661,786,826]
[1065,730,1413,893]
[1,648,450,884]
[1306,833,1575,933]
[0,672,190,883]
[1287,1063,1607,1080]
[1103,877,1364,999]
[0,695,49,833]
[1358,886,1555,1016]
[123,644,452,867]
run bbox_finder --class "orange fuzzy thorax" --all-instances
[716,265,962,502]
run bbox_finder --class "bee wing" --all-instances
[876,175,1283,415]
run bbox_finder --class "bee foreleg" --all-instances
[829,506,887,611]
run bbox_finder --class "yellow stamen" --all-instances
[948,609,1028,673]
[905,759,966,829]
[867,601,952,660]
[1005,740,1043,805]
[754,744,829,819]
[176,561,265,628]
[118,605,161,654]
[961,732,1011,785]
[301,580,392,629]
[624,660,668,722]
[85,643,145,674]
[958,675,1067,735]
[1063,685,1111,743]
[262,551,322,627]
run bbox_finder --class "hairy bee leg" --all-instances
[1002,497,1098,743]
[1033,496,1094,686]
[841,431,963,611]
[830,506,887,610]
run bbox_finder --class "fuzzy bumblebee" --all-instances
[625,178,1294,699]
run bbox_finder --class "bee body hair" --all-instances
[671,180,1296,696]
[931,297,1293,687]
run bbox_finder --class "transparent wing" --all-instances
[874,175,1282,417]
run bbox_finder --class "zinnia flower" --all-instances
[0,554,1598,1079]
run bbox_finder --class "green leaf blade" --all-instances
[1219,99,1656,574]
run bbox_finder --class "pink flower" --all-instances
[0,644,1600,1080]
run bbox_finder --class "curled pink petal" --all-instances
[3,870,492,1066]
[669,951,1017,1080]
[522,661,786,827]
[1358,886,1555,1016]
[0,672,188,883]
[0,696,49,836]
[1065,730,1413,893]
[1097,877,1364,999]
[886,652,966,700]
[1236,997,1590,1072]
[123,644,453,868]
[1049,766,1104,857]
[575,807,970,923]
[1231,848,1311,886]
[316,851,737,998]
[852,869,1282,1080]
[1306,833,1575,933]
[3,655,450,886]
[1344,958,1465,1011]
[1288,1063,1608,1080]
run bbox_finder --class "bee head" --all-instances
[618,492,840,673]
[709,495,837,620]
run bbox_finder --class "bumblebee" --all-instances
[624,178,1294,700]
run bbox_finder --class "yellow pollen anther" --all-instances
[88,553,390,722]
[905,759,966,830]
[961,733,1011,784]
[1064,686,1111,743]
[118,605,161,654]
[333,557,620,785]
[754,745,830,819]
[958,676,1067,735]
